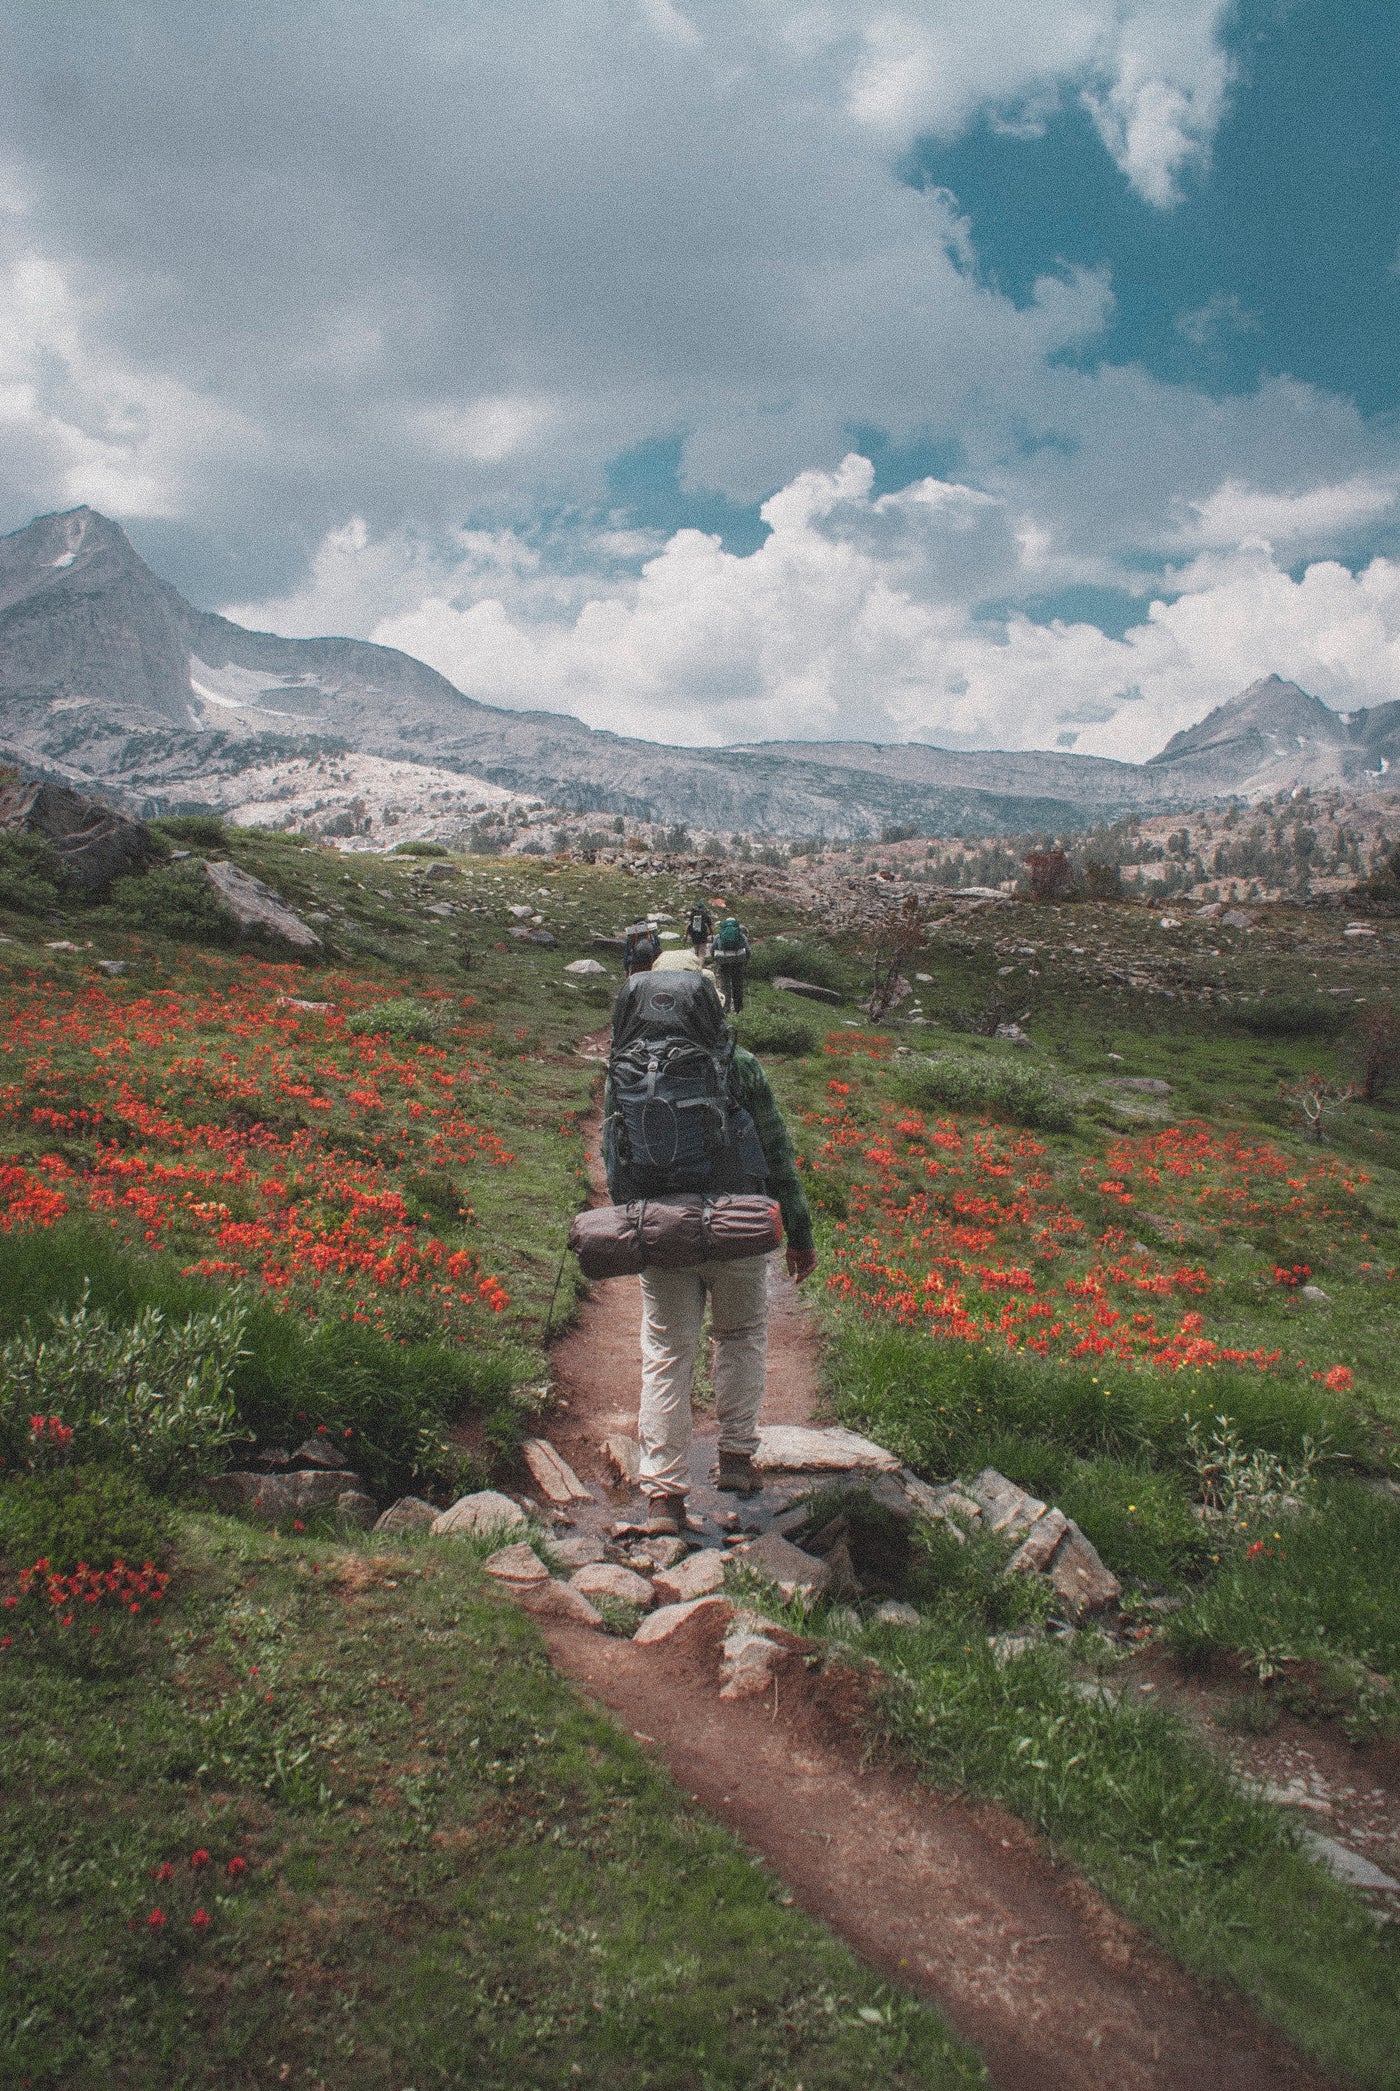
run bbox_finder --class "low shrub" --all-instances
[734,1006,817,1055]
[746,937,847,993]
[890,1052,1076,1132]
[0,830,65,915]
[0,1289,249,1490]
[1235,994,1348,1040]
[391,838,449,857]
[147,814,230,849]
[105,863,238,946]
[346,996,453,1043]
[0,1466,169,1575]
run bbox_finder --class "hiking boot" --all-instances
[716,1451,762,1495]
[644,1494,688,1536]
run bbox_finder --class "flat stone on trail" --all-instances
[373,1496,439,1535]
[626,1536,688,1570]
[735,1529,830,1600]
[484,1542,549,1584]
[521,1438,592,1505]
[433,1489,527,1540]
[514,1579,605,1629]
[633,1594,733,1646]
[653,1549,729,1605]
[754,1425,900,1474]
[570,1562,655,1609]
[601,1434,642,1483]
[1006,1507,1069,1575]
[1045,1520,1121,1616]
[552,1534,610,1568]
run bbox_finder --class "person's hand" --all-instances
[786,1245,818,1284]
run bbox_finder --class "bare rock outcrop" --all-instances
[0,776,161,890]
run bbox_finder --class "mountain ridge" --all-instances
[2,507,1397,837]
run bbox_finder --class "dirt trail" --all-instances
[544,1085,1331,2089]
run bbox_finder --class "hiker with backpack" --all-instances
[600,969,817,1535]
[685,901,713,954]
[623,921,662,975]
[711,916,750,1014]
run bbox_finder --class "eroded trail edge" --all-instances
[541,1114,1329,2091]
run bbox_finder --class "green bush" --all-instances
[347,996,453,1043]
[0,1466,169,1574]
[735,1006,818,1055]
[746,937,847,993]
[0,830,65,916]
[1235,994,1348,1039]
[0,1288,248,1490]
[891,1052,1076,1132]
[391,838,449,857]
[402,1167,469,1220]
[148,814,229,849]
[105,863,238,946]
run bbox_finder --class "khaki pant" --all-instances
[638,1253,769,1498]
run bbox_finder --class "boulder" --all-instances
[1006,1507,1069,1575]
[873,1599,922,1626]
[514,1579,605,1629]
[205,1469,357,1520]
[551,1534,610,1569]
[735,1530,830,1601]
[0,776,161,890]
[335,1490,377,1529]
[625,1535,688,1570]
[969,1469,1048,1540]
[633,1594,734,1646]
[570,1562,655,1609]
[719,1628,785,1700]
[291,1436,350,1470]
[96,958,126,977]
[373,1496,439,1536]
[1045,1521,1121,1616]
[771,976,843,1005]
[202,859,323,951]
[564,958,607,975]
[521,1438,592,1506]
[484,1542,550,1585]
[1105,1077,1173,1095]
[652,1548,728,1605]
[432,1489,527,1540]
[754,1425,900,1474]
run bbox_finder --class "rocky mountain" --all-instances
[2,508,1396,839]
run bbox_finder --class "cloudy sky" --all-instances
[2,0,1398,759]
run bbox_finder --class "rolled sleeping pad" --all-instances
[569,1193,783,1278]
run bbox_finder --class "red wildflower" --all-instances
[189,1849,210,1871]
[227,1856,248,1878]
[191,1908,210,1931]
[146,1908,167,1931]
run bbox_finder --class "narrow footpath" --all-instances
[538,1081,1332,2091]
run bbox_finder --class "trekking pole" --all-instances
[541,1229,573,1344]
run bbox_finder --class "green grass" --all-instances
[0,1515,981,2089]
[0,1465,170,1575]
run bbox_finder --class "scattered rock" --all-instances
[627,1535,688,1570]
[754,1425,900,1474]
[653,1548,729,1605]
[1299,1284,1330,1306]
[874,1600,921,1626]
[514,1578,605,1629]
[96,958,126,976]
[1105,1077,1173,1095]
[484,1542,550,1585]
[633,1594,734,1646]
[521,1438,592,1506]
[601,1433,642,1484]
[990,1633,1042,1666]
[1220,908,1255,929]
[276,995,333,1012]
[719,1628,785,1699]
[291,1437,350,1470]
[551,1534,610,1568]
[898,1473,981,1536]
[372,1496,439,1535]
[570,1562,655,1609]
[735,1529,830,1600]
[564,958,607,975]
[335,1490,376,1529]
[1006,1507,1070,1575]
[994,1022,1033,1048]
[205,1469,357,1520]
[509,925,558,946]
[1046,1520,1122,1616]
[202,859,323,951]
[432,1490,527,1540]
[508,904,533,918]
[1299,1832,1400,1894]
[0,776,161,890]
[771,976,843,1005]
[969,1469,1048,1540]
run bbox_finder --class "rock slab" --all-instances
[754,1425,900,1474]
[652,1548,729,1605]
[601,1434,642,1484]
[0,777,161,890]
[484,1542,550,1585]
[433,1489,527,1539]
[569,1562,655,1609]
[735,1529,830,1600]
[633,1594,734,1646]
[373,1496,439,1536]
[521,1438,592,1505]
[206,1469,359,1520]
[202,858,323,951]
[771,976,843,1005]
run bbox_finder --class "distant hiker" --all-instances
[623,921,662,975]
[603,969,817,1536]
[685,901,713,954]
[711,916,750,1014]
